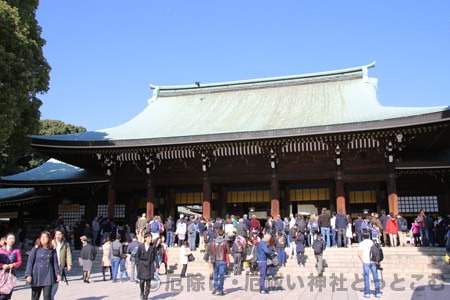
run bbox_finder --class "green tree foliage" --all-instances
[39,120,87,136]
[0,0,50,175]
[24,120,87,169]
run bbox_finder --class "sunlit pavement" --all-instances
[11,267,449,300]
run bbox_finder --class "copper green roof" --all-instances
[31,62,448,144]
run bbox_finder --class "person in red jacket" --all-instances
[385,212,399,247]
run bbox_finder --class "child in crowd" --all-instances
[411,219,421,247]
[119,254,130,282]
[371,224,380,244]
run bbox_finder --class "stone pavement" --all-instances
[10,264,450,300]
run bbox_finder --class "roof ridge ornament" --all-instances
[148,85,160,104]
[363,61,376,83]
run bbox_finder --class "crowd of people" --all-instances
[1,208,449,299]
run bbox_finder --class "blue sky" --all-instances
[36,1,450,131]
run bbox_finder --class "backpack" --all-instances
[188,223,195,234]
[130,245,138,261]
[151,221,159,233]
[165,220,173,231]
[276,236,285,248]
[370,241,384,264]
[398,218,408,232]
[312,239,324,255]
[203,230,211,244]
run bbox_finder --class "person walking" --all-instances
[256,233,276,294]
[136,232,159,300]
[0,233,22,300]
[80,238,97,283]
[126,234,139,282]
[51,228,72,299]
[25,231,61,300]
[357,231,381,298]
[312,233,326,277]
[109,234,123,282]
[295,231,306,267]
[179,240,192,278]
[209,229,230,296]
[119,254,131,282]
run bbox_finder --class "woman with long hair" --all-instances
[25,231,61,300]
[0,233,22,300]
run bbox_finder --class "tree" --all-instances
[39,120,87,136]
[16,120,87,171]
[0,0,50,175]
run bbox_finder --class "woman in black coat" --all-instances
[136,232,159,300]
[25,231,61,300]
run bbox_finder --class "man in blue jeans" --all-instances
[109,234,123,282]
[358,232,381,298]
[209,229,230,296]
[256,233,276,294]
[318,208,331,248]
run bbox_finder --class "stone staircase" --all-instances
[163,245,450,280]
[16,244,450,282]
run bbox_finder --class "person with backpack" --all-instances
[126,234,139,282]
[396,214,408,247]
[275,231,287,267]
[357,231,382,298]
[312,233,326,277]
[231,235,245,275]
[295,230,306,267]
[109,234,123,282]
[164,216,174,248]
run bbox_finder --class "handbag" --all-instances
[187,253,195,262]
[0,269,18,295]
[267,255,279,267]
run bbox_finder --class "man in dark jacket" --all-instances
[318,208,331,248]
[136,232,159,300]
[335,210,348,248]
[209,229,230,296]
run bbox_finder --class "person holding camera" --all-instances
[357,231,381,298]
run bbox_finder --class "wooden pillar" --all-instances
[85,191,96,219]
[167,189,176,219]
[335,170,346,214]
[146,177,155,218]
[271,169,280,217]
[107,181,115,220]
[387,172,398,214]
[202,177,211,219]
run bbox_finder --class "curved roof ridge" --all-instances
[149,61,376,93]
